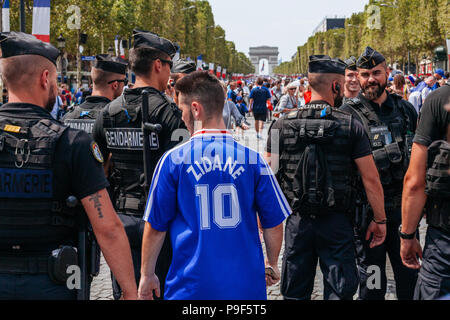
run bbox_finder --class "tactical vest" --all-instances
[425,138,450,232]
[0,117,78,253]
[345,95,414,207]
[63,104,103,136]
[101,89,165,215]
[277,104,355,216]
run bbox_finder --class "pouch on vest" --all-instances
[48,245,78,285]
[425,140,450,231]
[291,119,337,216]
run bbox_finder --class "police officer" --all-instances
[93,29,187,300]
[265,55,386,300]
[401,80,450,299]
[63,54,128,136]
[343,56,360,103]
[0,32,137,300]
[340,47,419,300]
[168,59,197,104]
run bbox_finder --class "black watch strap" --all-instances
[398,224,416,240]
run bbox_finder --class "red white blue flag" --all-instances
[2,0,10,32]
[32,0,51,42]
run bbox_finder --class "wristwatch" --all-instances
[398,224,416,240]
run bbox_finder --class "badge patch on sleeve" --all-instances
[91,142,104,163]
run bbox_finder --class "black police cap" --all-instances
[345,56,357,71]
[0,31,60,65]
[171,59,197,74]
[308,55,346,75]
[357,46,386,69]
[133,29,178,59]
[94,54,128,75]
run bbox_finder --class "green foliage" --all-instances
[5,0,253,74]
[274,0,449,75]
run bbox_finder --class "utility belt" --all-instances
[0,246,78,284]
[292,203,353,219]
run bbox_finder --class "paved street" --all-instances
[90,116,427,300]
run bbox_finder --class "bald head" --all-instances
[0,54,56,90]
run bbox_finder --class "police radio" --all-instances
[141,90,162,194]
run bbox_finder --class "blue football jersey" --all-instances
[143,130,291,300]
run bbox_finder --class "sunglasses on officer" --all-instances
[158,58,174,69]
[108,79,129,86]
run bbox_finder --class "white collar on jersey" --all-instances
[192,129,234,138]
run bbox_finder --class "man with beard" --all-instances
[93,29,187,300]
[266,55,386,300]
[341,47,419,300]
[343,56,360,103]
[0,32,137,300]
[63,54,128,136]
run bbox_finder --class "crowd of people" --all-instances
[0,29,449,302]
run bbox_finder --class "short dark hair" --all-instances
[129,47,169,78]
[256,77,264,85]
[175,71,225,119]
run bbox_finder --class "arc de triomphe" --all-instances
[249,46,279,76]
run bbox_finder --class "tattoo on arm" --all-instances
[89,193,103,219]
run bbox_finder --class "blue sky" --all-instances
[208,0,368,62]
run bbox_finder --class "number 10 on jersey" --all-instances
[196,184,241,230]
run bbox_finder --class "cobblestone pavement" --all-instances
[90,116,427,300]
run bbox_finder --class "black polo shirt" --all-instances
[413,84,450,146]
[0,103,109,200]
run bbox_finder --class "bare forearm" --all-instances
[362,176,386,221]
[263,224,283,266]
[81,189,136,298]
[141,223,166,277]
[402,175,427,234]
[98,226,137,296]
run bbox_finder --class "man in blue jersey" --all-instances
[138,71,290,300]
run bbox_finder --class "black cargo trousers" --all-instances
[281,212,359,300]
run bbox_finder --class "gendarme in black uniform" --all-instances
[340,47,419,300]
[92,29,186,300]
[0,32,109,300]
[63,54,128,135]
[413,81,450,299]
[267,56,373,300]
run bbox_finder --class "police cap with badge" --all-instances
[133,28,178,59]
[171,59,196,74]
[94,54,128,75]
[344,56,357,71]
[357,46,386,70]
[309,55,347,75]
[0,31,60,64]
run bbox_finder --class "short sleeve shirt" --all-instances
[267,103,372,160]
[250,86,272,114]
[144,130,291,300]
[413,84,450,147]
[0,103,109,201]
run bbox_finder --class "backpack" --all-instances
[290,116,340,215]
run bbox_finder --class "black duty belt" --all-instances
[0,255,48,274]
[117,197,146,216]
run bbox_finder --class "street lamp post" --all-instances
[20,0,25,32]
[57,34,66,84]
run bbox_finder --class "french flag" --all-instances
[32,0,51,43]
[2,0,10,32]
